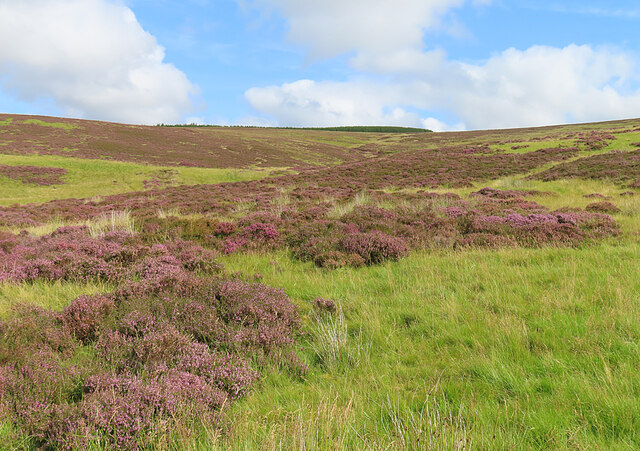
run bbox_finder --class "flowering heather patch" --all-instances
[575,131,617,150]
[0,184,621,270]
[291,146,579,190]
[471,187,549,199]
[272,195,616,267]
[457,211,618,247]
[0,143,580,228]
[0,164,67,186]
[130,188,618,268]
[0,271,303,448]
[340,231,408,265]
[0,226,220,284]
[532,149,640,188]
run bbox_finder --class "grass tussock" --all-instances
[87,211,136,237]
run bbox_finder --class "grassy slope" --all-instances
[0,154,274,206]
[0,114,387,169]
[1,116,640,449]
[3,113,639,170]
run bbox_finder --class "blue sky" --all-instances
[1,0,639,130]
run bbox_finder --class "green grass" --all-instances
[0,280,112,319]
[0,154,278,206]
[21,118,78,130]
[213,240,640,449]
[5,241,637,449]
[610,131,640,150]
[490,138,574,154]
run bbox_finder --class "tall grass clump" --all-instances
[379,388,472,450]
[326,191,370,219]
[310,301,349,369]
[87,211,136,237]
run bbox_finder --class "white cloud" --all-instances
[245,79,426,127]
[0,0,198,124]
[246,1,640,130]
[422,117,465,132]
[250,0,487,59]
[447,44,640,129]
[246,45,640,130]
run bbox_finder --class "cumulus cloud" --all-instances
[246,0,640,130]
[246,45,640,130]
[245,79,426,127]
[245,0,640,130]
[251,0,489,59]
[448,44,640,129]
[0,0,198,124]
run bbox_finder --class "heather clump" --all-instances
[313,298,337,313]
[471,187,546,199]
[0,227,220,284]
[575,131,616,150]
[1,351,87,449]
[62,294,116,343]
[583,193,610,200]
[340,231,408,265]
[457,210,617,247]
[0,272,304,448]
[585,201,621,214]
[220,221,281,254]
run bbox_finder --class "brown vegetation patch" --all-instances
[0,164,67,186]
[532,149,640,187]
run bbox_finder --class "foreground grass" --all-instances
[1,241,638,449]
[215,241,640,449]
[0,154,276,206]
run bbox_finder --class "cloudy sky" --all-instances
[1,0,639,130]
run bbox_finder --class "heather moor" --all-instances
[0,113,638,449]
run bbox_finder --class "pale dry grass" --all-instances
[311,305,349,369]
[87,211,136,237]
[378,386,472,450]
[156,207,182,219]
[326,191,370,219]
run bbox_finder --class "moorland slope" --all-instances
[1,114,639,449]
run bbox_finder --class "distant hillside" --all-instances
[285,126,432,133]
[157,124,432,133]
[2,114,640,170]
[0,114,391,169]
